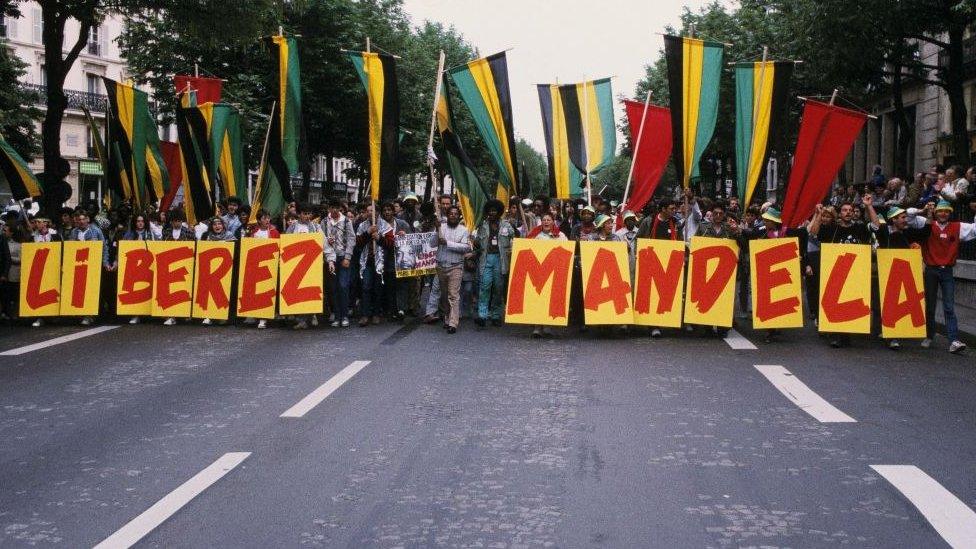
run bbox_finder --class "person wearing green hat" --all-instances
[586,214,620,242]
[918,198,975,353]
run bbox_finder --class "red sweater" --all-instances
[923,222,960,267]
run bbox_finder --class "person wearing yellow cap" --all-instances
[615,211,639,277]
[917,199,975,353]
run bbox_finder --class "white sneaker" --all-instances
[31,318,43,328]
[129,316,140,325]
[201,318,212,326]
[920,338,932,349]
[949,340,967,354]
[341,318,350,327]
[310,315,319,327]
[163,317,176,326]
[257,319,267,329]
[80,317,93,326]
[651,328,662,338]
[330,320,340,328]
[888,339,900,350]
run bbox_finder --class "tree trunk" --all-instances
[944,25,972,167]
[890,55,912,178]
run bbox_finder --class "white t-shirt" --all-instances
[254,228,270,239]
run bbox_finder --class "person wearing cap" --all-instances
[917,199,975,353]
[474,199,513,327]
[396,193,423,317]
[571,205,597,240]
[615,211,639,277]
[586,214,620,242]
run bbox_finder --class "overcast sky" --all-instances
[401,0,715,153]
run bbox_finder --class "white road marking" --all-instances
[871,465,976,548]
[94,452,250,549]
[724,329,758,350]
[754,365,856,423]
[0,325,119,356]
[281,360,372,418]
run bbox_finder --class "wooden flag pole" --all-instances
[426,51,446,196]
[581,75,592,206]
[620,91,653,211]
[252,101,276,212]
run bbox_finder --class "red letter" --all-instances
[506,246,573,319]
[688,245,738,314]
[194,247,233,310]
[821,253,870,323]
[70,247,90,308]
[155,246,194,310]
[754,242,800,322]
[238,243,278,313]
[633,247,684,315]
[280,240,323,306]
[118,249,154,305]
[583,248,631,314]
[25,248,58,309]
[882,258,925,328]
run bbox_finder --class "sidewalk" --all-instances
[937,298,976,347]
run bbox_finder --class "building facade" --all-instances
[848,31,976,183]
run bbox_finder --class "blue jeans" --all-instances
[478,253,504,320]
[360,260,383,317]
[924,265,958,341]
[331,263,351,320]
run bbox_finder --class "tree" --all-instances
[514,138,546,198]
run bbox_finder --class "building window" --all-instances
[86,73,99,95]
[87,25,100,56]
[0,13,7,38]
[32,8,42,43]
[39,63,46,86]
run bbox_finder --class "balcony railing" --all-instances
[22,83,108,113]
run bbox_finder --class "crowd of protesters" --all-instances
[0,161,973,353]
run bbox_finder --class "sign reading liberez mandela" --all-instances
[394,232,438,278]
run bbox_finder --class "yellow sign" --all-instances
[19,242,61,317]
[504,239,575,326]
[876,248,926,338]
[683,236,739,327]
[818,244,872,334]
[579,241,633,325]
[750,238,803,329]
[278,233,324,315]
[632,239,685,328]
[237,237,279,319]
[59,241,102,316]
[192,241,235,320]
[150,241,195,318]
[117,241,154,316]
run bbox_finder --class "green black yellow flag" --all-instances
[448,52,518,203]
[664,36,724,189]
[558,79,616,177]
[436,74,487,228]
[176,105,213,224]
[103,77,171,207]
[734,61,792,206]
[537,84,584,199]
[268,35,302,177]
[346,51,400,202]
[250,102,292,222]
[0,134,41,200]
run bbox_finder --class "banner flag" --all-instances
[632,238,685,327]
[268,35,302,177]
[664,35,724,189]
[505,239,575,326]
[150,241,195,318]
[449,51,519,202]
[579,241,633,325]
[174,75,223,104]
[537,84,584,199]
[278,233,324,315]
[876,248,926,339]
[620,100,672,215]
[117,241,155,316]
[683,236,738,327]
[749,237,803,329]
[103,78,171,207]
[192,241,235,320]
[347,51,400,202]
[59,241,102,316]
[437,74,488,227]
[556,78,616,176]
[0,134,42,199]
[734,61,793,207]
[779,101,868,228]
[237,237,279,319]
[20,243,61,317]
[394,232,438,278]
[176,105,215,224]
[818,244,872,334]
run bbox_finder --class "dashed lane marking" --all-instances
[0,325,119,356]
[754,364,857,423]
[280,360,372,418]
[724,329,758,350]
[94,452,250,549]
[871,465,976,549]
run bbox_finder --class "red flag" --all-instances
[159,141,183,211]
[779,100,866,228]
[173,75,223,104]
[621,100,672,216]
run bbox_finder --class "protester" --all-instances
[919,200,975,353]
[474,199,513,327]
[436,205,471,334]
[356,203,398,327]
[526,213,566,338]
[325,199,355,327]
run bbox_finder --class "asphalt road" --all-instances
[0,315,974,548]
